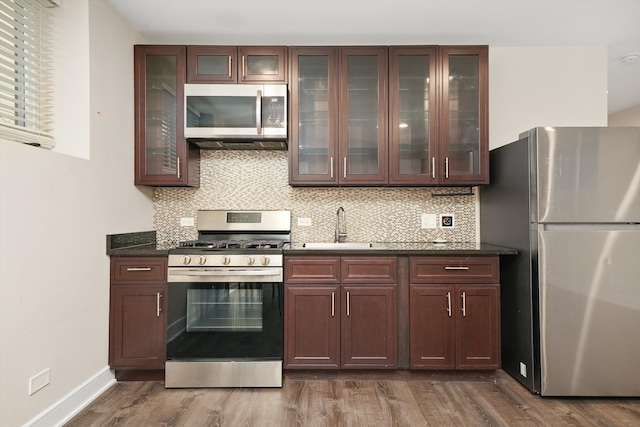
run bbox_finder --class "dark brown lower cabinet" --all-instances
[410,284,500,369]
[109,257,167,373]
[284,285,340,368]
[284,256,397,369]
[341,286,396,368]
[109,284,166,368]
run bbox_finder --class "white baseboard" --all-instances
[24,366,115,427]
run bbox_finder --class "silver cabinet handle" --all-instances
[256,89,262,134]
[431,157,436,179]
[444,266,470,270]
[228,56,232,78]
[156,292,162,317]
[343,157,347,179]
[445,156,450,179]
[176,157,181,179]
[446,291,452,317]
[461,291,466,317]
[242,55,246,78]
[346,291,350,317]
[330,157,334,179]
[331,291,335,317]
[126,267,152,272]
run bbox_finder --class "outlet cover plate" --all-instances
[421,213,437,229]
[180,217,195,227]
[298,217,312,226]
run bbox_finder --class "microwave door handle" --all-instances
[256,89,262,135]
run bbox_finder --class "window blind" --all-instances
[0,0,55,148]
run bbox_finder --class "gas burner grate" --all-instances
[177,239,285,250]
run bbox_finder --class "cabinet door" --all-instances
[439,46,489,185]
[134,45,199,187]
[187,46,287,83]
[285,285,340,369]
[409,285,455,369]
[187,45,237,83]
[389,47,439,185]
[238,46,287,83]
[109,284,166,368]
[289,47,340,185]
[341,286,397,368]
[456,285,500,369]
[339,47,388,185]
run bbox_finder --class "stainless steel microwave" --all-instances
[184,83,287,149]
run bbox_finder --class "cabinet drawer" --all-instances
[285,257,340,284]
[341,257,397,284]
[410,256,499,284]
[111,257,168,284]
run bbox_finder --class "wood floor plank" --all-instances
[64,371,640,427]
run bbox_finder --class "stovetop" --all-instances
[177,239,287,250]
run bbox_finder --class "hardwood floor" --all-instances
[65,370,640,426]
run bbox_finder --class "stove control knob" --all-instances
[261,256,271,266]
[246,256,256,266]
[221,256,231,265]
[181,255,191,265]
[197,256,207,265]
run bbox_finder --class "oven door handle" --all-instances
[167,267,283,282]
[169,268,281,276]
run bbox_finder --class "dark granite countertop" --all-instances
[106,232,517,257]
[106,231,169,256]
[285,242,517,256]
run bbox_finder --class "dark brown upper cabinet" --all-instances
[389,46,489,186]
[290,45,488,187]
[134,45,199,187]
[289,47,388,186]
[187,46,287,83]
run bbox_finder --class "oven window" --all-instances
[167,281,283,360]
[187,284,263,332]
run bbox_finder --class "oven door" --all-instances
[165,268,283,387]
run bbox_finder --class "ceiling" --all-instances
[105,0,640,115]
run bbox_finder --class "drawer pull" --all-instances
[126,267,153,272]
[444,266,470,271]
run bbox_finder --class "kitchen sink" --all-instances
[302,242,373,249]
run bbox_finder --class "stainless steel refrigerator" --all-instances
[480,127,640,396]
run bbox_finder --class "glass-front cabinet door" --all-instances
[134,45,199,187]
[339,47,388,185]
[439,46,489,185]
[289,47,339,185]
[389,47,438,185]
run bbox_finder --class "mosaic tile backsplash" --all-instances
[153,151,477,249]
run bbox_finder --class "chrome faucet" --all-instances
[335,207,347,243]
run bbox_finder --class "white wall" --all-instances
[489,46,608,149]
[609,105,640,126]
[0,1,152,426]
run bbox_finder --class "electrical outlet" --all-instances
[421,213,437,229]
[439,214,455,228]
[298,217,312,226]
[520,362,527,378]
[180,217,195,227]
[29,368,50,395]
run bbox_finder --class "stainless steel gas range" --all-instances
[165,210,290,388]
